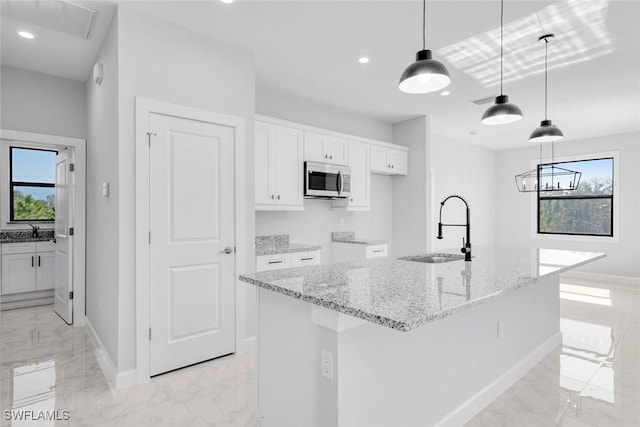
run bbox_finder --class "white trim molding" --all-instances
[134,97,247,384]
[561,272,640,290]
[0,129,87,327]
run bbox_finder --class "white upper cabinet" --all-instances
[371,145,408,176]
[255,121,304,211]
[304,131,348,165]
[332,140,370,211]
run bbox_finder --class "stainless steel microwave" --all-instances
[304,161,351,199]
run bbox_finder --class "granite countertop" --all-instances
[255,234,321,256]
[0,231,55,244]
[239,246,605,332]
[331,231,386,246]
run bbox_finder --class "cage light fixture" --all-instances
[481,0,523,125]
[515,140,581,193]
[398,0,451,94]
[529,33,564,142]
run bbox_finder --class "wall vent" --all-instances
[2,0,97,39]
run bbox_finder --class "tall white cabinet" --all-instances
[332,141,370,211]
[255,121,304,211]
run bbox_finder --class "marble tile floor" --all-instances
[0,277,638,426]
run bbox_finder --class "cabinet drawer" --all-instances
[2,242,37,255]
[290,251,320,268]
[365,244,388,259]
[256,253,291,272]
[36,241,56,253]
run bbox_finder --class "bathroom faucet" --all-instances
[437,195,472,262]
[28,224,39,238]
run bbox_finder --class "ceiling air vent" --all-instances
[3,0,97,39]
[470,95,497,106]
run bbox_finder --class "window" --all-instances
[538,157,613,237]
[10,147,57,221]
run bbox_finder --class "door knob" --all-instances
[220,246,233,255]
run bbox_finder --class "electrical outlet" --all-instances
[321,349,334,381]
[497,320,504,338]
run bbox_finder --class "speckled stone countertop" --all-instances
[256,235,321,256]
[239,246,605,332]
[331,231,386,246]
[0,230,54,244]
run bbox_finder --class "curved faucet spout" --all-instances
[437,194,472,261]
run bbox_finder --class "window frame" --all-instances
[530,151,619,243]
[537,157,614,238]
[9,146,57,222]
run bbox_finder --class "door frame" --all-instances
[0,129,86,325]
[134,97,247,383]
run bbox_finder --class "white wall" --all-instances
[392,116,430,256]
[495,131,640,279]
[116,5,256,371]
[256,86,393,142]
[430,133,496,252]
[256,175,393,262]
[85,13,120,366]
[0,65,86,138]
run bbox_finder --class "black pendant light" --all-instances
[398,0,451,94]
[481,0,523,125]
[529,34,564,142]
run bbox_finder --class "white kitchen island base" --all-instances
[257,275,562,427]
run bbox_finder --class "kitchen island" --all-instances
[239,246,605,427]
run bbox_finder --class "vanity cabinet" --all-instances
[303,132,349,165]
[371,146,408,175]
[1,241,55,295]
[255,121,305,211]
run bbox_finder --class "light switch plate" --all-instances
[102,182,110,197]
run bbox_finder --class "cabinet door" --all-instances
[1,253,36,295]
[389,149,408,176]
[272,125,304,207]
[347,141,370,209]
[303,131,326,162]
[370,145,390,174]
[36,251,55,291]
[325,136,349,164]
[255,122,275,205]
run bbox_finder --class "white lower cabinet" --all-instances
[256,250,321,272]
[331,242,388,263]
[1,242,55,295]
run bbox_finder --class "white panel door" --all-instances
[347,141,370,208]
[272,126,303,206]
[303,131,326,162]
[54,149,73,324]
[255,122,273,205]
[325,136,348,164]
[370,145,389,173]
[149,112,236,376]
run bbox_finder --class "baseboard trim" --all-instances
[437,332,562,427]
[115,369,138,389]
[84,316,117,389]
[561,272,640,290]
[238,336,256,353]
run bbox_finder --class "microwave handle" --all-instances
[337,171,343,195]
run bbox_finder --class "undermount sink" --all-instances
[401,255,465,264]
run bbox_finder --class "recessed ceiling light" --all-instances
[220,0,234,3]
[358,57,370,64]
[441,91,451,96]
[18,31,35,39]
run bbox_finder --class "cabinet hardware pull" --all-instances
[300,257,314,261]
[373,250,383,253]
[277,195,281,200]
[268,260,284,264]
[32,256,34,267]
[329,155,333,159]
[38,256,41,267]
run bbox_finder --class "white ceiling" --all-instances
[2,0,639,150]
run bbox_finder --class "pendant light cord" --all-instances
[422,0,426,50]
[544,38,549,120]
[500,0,504,95]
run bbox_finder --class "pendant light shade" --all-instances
[481,95,524,125]
[529,119,564,142]
[399,50,451,94]
[398,0,451,94]
[529,34,564,142]
[481,0,523,125]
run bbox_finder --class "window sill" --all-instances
[7,220,54,224]
[533,232,619,244]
